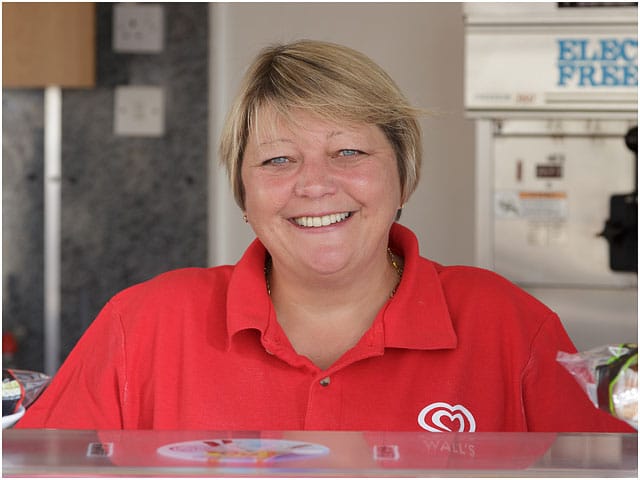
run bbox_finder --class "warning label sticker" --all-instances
[495,191,568,220]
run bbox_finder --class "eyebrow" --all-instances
[258,138,294,147]
[258,130,346,146]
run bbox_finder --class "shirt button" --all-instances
[319,376,331,387]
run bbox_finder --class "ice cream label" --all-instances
[157,438,330,464]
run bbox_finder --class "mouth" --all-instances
[291,212,353,228]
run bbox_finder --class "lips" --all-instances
[292,212,352,228]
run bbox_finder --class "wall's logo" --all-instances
[557,38,638,87]
[418,402,476,432]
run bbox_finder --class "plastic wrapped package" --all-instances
[2,369,50,428]
[557,344,638,430]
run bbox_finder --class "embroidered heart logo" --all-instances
[418,402,476,432]
[432,410,463,431]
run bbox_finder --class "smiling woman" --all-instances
[239,109,403,368]
[15,40,635,434]
[219,40,422,212]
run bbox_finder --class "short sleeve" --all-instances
[522,313,634,432]
[15,300,127,429]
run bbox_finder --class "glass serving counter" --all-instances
[2,429,637,477]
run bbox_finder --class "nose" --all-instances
[293,157,337,198]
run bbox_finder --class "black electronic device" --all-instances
[598,126,638,273]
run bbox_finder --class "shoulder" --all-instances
[435,262,545,306]
[430,261,557,333]
[108,265,234,317]
[118,265,233,297]
[392,223,555,327]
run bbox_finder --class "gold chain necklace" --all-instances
[387,248,404,297]
[264,248,403,297]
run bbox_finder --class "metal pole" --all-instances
[44,85,62,375]
[474,119,494,270]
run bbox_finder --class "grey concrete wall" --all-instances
[2,3,209,371]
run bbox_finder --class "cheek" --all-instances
[352,166,402,206]
[242,171,291,214]
[240,169,263,214]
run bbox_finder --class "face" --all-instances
[241,108,402,280]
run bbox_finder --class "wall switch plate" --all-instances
[113,4,164,53]
[114,86,165,137]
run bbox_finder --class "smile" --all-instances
[292,212,352,228]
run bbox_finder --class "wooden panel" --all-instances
[3,3,95,88]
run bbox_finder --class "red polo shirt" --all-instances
[17,223,632,432]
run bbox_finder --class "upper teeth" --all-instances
[294,212,351,227]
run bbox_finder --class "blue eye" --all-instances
[339,149,361,157]
[264,156,289,165]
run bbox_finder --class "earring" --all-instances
[243,213,248,223]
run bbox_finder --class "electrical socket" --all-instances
[113,4,164,53]
[114,86,165,137]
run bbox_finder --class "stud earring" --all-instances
[243,213,248,223]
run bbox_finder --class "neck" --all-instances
[265,248,402,369]
[266,248,401,312]
[266,250,401,340]
[265,248,402,370]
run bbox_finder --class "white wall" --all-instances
[208,2,475,267]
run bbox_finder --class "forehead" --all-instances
[248,106,385,146]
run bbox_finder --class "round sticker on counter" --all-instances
[157,438,330,464]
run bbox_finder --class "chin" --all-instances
[300,252,350,276]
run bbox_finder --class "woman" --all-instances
[17,40,632,432]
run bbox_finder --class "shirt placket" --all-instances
[304,369,344,430]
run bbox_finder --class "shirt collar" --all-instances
[222,223,457,352]
[224,238,273,348]
[383,223,457,350]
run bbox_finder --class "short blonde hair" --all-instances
[219,40,422,210]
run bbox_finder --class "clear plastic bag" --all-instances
[2,369,50,417]
[557,344,638,430]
